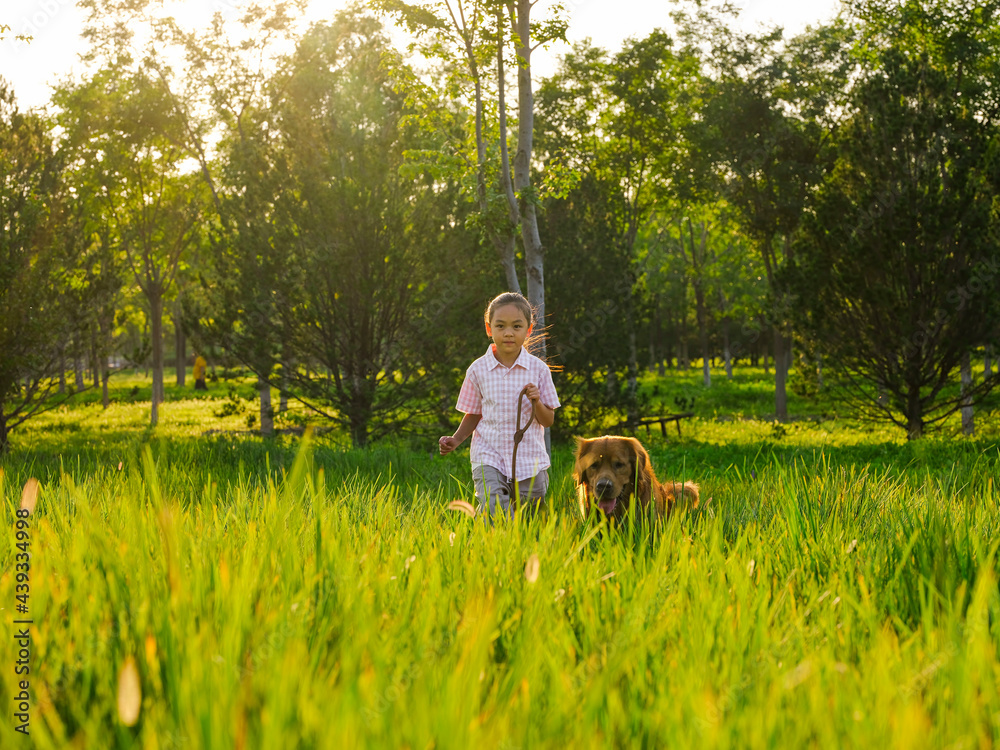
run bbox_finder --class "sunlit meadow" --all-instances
[1,368,998,748]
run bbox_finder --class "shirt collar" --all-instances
[486,343,530,370]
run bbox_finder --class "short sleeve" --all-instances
[455,368,483,414]
[537,363,560,409]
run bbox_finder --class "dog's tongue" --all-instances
[598,497,617,515]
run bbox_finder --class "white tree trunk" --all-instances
[511,0,545,360]
[259,375,274,438]
[280,362,289,414]
[174,304,186,387]
[723,317,733,380]
[774,327,789,422]
[74,349,85,391]
[150,291,164,428]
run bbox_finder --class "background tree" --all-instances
[56,69,202,428]
[0,82,74,451]
[272,14,453,446]
[688,8,856,420]
[536,32,702,428]
[51,185,123,409]
[377,0,521,292]
[158,3,296,402]
[158,1,308,435]
[375,0,567,359]
[198,113,291,437]
[786,0,1000,438]
[535,41,641,434]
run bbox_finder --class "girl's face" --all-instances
[487,303,531,355]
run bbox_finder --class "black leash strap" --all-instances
[511,385,535,507]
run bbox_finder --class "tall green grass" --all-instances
[2,432,998,748]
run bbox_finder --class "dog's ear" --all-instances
[626,437,654,505]
[572,436,593,484]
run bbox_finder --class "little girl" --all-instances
[439,292,560,521]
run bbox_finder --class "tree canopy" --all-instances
[1,0,998,447]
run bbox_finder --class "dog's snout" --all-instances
[595,478,614,498]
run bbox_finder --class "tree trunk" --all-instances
[175,306,186,387]
[701,333,711,387]
[150,290,164,428]
[697,297,710,386]
[723,317,733,380]
[511,0,545,366]
[496,237,520,293]
[986,344,994,379]
[648,309,657,374]
[102,367,110,410]
[627,327,639,423]
[687,219,711,388]
[774,327,789,421]
[74,350,85,392]
[466,7,519,295]
[906,386,924,440]
[280,361,289,414]
[961,351,974,436]
[509,0,549,455]
[91,329,100,391]
[348,380,369,447]
[259,375,274,438]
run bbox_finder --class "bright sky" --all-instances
[1,0,841,111]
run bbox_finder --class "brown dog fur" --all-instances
[573,435,699,520]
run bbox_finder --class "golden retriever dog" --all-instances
[573,435,700,520]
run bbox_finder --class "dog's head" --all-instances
[573,436,654,518]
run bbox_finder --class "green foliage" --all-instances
[786,0,1000,437]
[276,12,477,446]
[0,82,75,451]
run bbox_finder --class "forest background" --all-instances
[2,0,1000,452]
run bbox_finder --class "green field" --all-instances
[1,370,999,748]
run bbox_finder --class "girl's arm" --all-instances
[532,400,555,428]
[439,413,482,455]
[523,383,555,428]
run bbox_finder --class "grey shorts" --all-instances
[472,465,548,522]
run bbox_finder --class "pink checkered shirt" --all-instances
[455,344,560,481]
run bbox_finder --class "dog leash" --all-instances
[511,385,535,506]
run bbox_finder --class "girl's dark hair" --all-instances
[484,291,533,330]
[484,291,556,367]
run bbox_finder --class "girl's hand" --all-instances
[440,413,481,455]
[524,383,555,428]
[439,435,459,455]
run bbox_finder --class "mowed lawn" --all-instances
[1,369,999,748]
